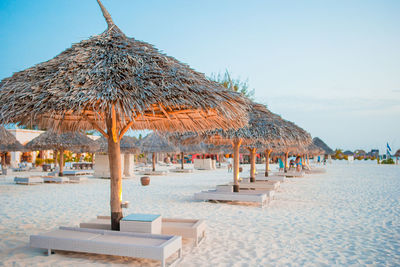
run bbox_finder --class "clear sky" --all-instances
[1,0,399,153]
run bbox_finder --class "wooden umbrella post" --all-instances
[106,106,123,231]
[59,149,64,176]
[265,149,271,177]
[180,151,184,169]
[232,139,242,192]
[53,150,58,167]
[284,151,289,173]
[249,148,256,182]
[152,152,156,172]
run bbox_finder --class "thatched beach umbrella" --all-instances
[313,137,334,155]
[395,149,400,157]
[0,1,250,229]
[139,132,177,171]
[25,131,99,176]
[204,103,311,190]
[0,126,25,172]
[168,133,205,169]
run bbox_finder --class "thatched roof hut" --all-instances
[394,149,400,157]
[26,131,98,152]
[0,0,251,230]
[26,131,100,176]
[138,132,177,171]
[305,143,325,156]
[139,133,177,153]
[186,102,312,183]
[0,126,25,152]
[313,137,334,155]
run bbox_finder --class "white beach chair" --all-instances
[273,171,305,177]
[30,227,182,267]
[68,176,88,183]
[236,180,280,190]
[138,170,167,176]
[14,176,44,185]
[194,190,269,207]
[80,216,206,247]
[43,176,69,183]
[169,168,193,173]
[254,174,286,182]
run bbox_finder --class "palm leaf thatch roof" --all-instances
[0,126,25,151]
[312,137,334,155]
[0,0,250,134]
[182,102,312,148]
[138,132,177,153]
[25,131,100,152]
[394,149,400,157]
[96,136,139,153]
[305,143,325,155]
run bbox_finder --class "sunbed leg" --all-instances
[47,249,51,256]
[161,259,165,267]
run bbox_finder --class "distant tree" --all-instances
[209,70,255,100]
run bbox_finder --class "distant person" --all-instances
[295,156,302,172]
[228,157,233,172]
[317,156,321,164]
[289,159,295,169]
[278,157,284,172]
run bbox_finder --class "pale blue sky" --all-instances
[1,0,399,153]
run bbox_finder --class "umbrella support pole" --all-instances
[181,152,184,169]
[232,139,242,192]
[284,152,288,173]
[108,133,123,231]
[59,150,64,176]
[152,152,156,172]
[265,149,271,177]
[249,148,256,183]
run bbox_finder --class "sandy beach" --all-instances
[1,161,399,266]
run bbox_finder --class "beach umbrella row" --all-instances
[25,131,100,176]
[202,102,312,191]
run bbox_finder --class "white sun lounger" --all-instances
[273,171,305,177]
[254,174,286,182]
[235,181,280,190]
[218,182,278,191]
[305,167,326,174]
[80,216,206,247]
[43,176,69,183]
[14,176,44,185]
[169,168,193,173]
[68,176,88,183]
[30,227,182,267]
[194,190,269,207]
[139,170,167,176]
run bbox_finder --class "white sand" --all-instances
[0,161,399,266]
